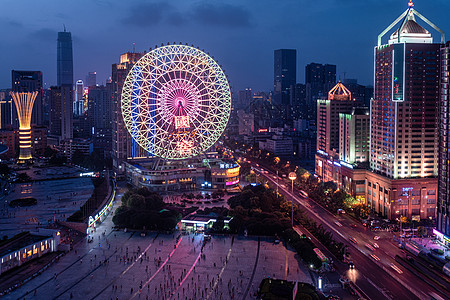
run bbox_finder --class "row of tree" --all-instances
[112,187,180,231]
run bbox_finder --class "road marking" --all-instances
[206,247,233,299]
[131,236,183,299]
[263,172,426,299]
[285,246,288,280]
[170,251,202,299]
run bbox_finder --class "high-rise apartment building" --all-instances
[237,88,252,109]
[274,49,296,106]
[11,70,43,126]
[316,81,354,156]
[112,52,145,173]
[0,90,12,129]
[339,107,370,164]
[57,30,73,87]
[438,41,450,238]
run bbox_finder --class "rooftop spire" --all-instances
[408,0,414,8]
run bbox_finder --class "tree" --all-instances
[0,163,10,178]
[127,194,146,210]
[212,217,225,232]
[417,226,427,237]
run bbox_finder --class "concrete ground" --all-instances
[0,177,94,238]
[3,187,354,300]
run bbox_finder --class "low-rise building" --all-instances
[0,230,60,275]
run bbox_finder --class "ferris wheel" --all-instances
[121,44,231,160]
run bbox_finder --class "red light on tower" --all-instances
[408,0,414,8]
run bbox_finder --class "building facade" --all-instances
[339,107,370,164]
[111,52,145,174]
[438,41,450,237]
[57,30,73,87]
[274,49,296,106]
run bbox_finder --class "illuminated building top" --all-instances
[328,80,352,101]
[378,1,444,46]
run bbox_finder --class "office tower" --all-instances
[85,72,97,88]
[371,5,442,179]
[74,80,85,116]
[11,70,43,126]
[438,41,450,237]
[75,80,83,102]
[274,49,296,106]
[316,81,354,156]
[10,92,38,162]
[339,107,370,164]
[87,84,113,154]
[364,2,443,220]
[57,30,73,86]
[237,88,252,109]
[49,85,73,141]
[112,52,144,173]
[0,90,13,129]
[237,110,254,135]
[305,63,336,119]
[290,83,306,119]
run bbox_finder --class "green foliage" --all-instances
[113,187,178,231]
[282,229,322,269]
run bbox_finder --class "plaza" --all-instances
[2,189,329,300]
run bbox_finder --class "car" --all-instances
[370,254,380,261]
[350,224,357,228]
[374,236,380,240]
[335,221,343,227]
[348,261,355,269]
[365,243,375,251]
[349,237,358,244]
[373,243,379,248]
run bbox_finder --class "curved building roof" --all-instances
[328,80,352,101]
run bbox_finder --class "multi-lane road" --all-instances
[253,165,449,300]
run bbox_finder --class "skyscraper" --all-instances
[11,70,43,126]
[316,81,354,156]
[305,63,336,120]
[112,52,145,174]
[364,2,443,219]
[57,30,73,86]
[85,72,97,88]
[49,85,73,141]
[438,41,450,238]
[274,49,296,106]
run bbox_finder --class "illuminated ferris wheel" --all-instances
[121,44,231,160]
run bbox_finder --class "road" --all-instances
[254,166,449,300]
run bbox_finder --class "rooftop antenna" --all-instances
[63,24,66,32]
[132,42,135,53]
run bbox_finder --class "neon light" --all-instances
[226,179,239,186]
[11,92,38,162]
[258,129,268,133]
[177,140,193,156]
[175,116,190,129]
[340,160,353,169]
[333,162,341,167]
[121,44,231,160]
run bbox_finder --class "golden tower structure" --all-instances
[10,91,37,163]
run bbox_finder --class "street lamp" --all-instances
[288,172,297,228]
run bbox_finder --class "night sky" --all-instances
[1,0,449,92]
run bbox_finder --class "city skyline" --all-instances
[1,0,450,92]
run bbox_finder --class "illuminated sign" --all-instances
[174,115,190,129]
[317,150,328,156]
[340,161,353,169]
[402,187,413,192]
[333,162,341,167]
[177,140,193,155]
[226,179,239,186]
[258,129,268,133]
[392,44,405,102]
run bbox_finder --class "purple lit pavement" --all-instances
[4,187,354,300]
